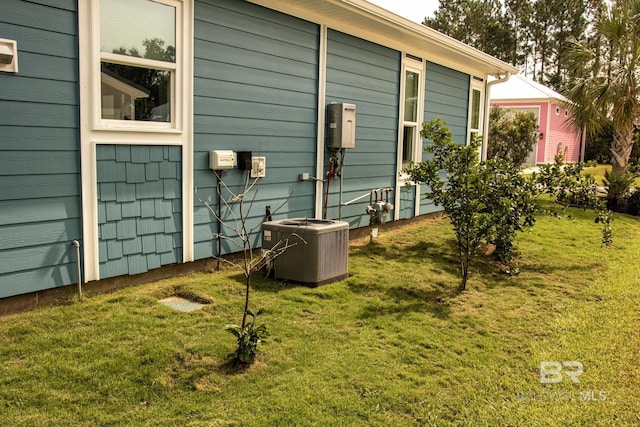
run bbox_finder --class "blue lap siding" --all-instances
[424,62,470,146]
[0,0,81,298]
[420,62,471,215]
[192,0,320,259]
[0,0,493,301]
[325,29,401,227]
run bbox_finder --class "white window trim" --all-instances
[395,56,425,220]
[79,0,194,282]
[468,78,485,148]
[91,0,183,132]
[397,57,425,181]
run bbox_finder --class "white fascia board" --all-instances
[246,0,518,77]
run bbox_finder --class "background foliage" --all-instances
[488,106,539,167]
[425,0,602,92]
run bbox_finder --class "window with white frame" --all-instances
[96,0,182,128]
[468,78,484,145]
[400,59,424,169]
[78,0,193,282]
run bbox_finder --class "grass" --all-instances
[1,203,640,426]
[583,163,640,186]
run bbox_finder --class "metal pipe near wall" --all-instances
[342,187,394,206]
[338,148,346,221]
[482,73,511,160]
[214,171,223,271]
[72,240,82,301]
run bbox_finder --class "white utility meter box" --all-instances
[209,150,236,170]
[327,103,356,149]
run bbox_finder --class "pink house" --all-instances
[490,74,585,164]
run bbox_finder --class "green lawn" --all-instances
[1,205,640,426]
[584,163,640,186]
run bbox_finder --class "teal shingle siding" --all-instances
[0,0,81,299]
[193,0,320,260]
[399,186,416,220]
[97,145,182,279]
[325,29,401,228]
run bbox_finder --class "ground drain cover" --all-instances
[159,296,206,312]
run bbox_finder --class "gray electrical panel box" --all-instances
[327,103,356,149]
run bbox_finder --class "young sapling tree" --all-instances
[197,171,300,367]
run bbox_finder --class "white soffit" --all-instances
[246,0,518,77]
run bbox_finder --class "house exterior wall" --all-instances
[491,100,581,164]
[192,0,320,259]
[0,0,504,301]
[0,0,82,299]
[325,29,401,228]
[424,62,470,146]
[538,103,550,163]
[419,62,471,214]
[96,145,183,279]
[548,103,581,163]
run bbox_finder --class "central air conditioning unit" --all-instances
[261,218,349,286]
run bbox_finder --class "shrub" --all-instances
[603,169,635,211]
[585,120,614,163]
[226,309,268,367]
[487,106,538,167]
[405,119,612,290]
[626,191,640,216]
[405,118,536,289]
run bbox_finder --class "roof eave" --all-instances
[246,0,518,76]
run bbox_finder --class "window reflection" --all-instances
[100,0,176,63]
[404,71,419,122]
[402,126,415,167]
[471,89,481,130]
[101,62,171,122]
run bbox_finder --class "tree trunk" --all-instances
[241,273,250,329]
[610,121,635,176]
[460,267,468,291]
[459,252,469,291]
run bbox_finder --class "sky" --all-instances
[367,0,440,23]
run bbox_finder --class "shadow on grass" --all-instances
[346,235,537,320]
[350,239,462,277]
[356,282,456,320]
[346,238,467,320]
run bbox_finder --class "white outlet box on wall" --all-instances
[251,156,266,178]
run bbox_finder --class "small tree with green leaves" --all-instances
[534,156,613,246]
[405,118,612,291]
[404,118,506,290]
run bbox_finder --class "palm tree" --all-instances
[564,0,640,177]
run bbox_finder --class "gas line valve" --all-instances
[366,188,394,225]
